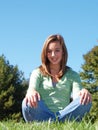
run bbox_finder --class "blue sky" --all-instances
[0,0,98,79]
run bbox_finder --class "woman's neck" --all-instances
[49,64,60,82]
[49,65,60,75]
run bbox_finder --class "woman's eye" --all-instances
[55,49,60,52]
[47,50,52,54]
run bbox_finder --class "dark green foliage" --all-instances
[0,55,28,120]
[79,46,98,122]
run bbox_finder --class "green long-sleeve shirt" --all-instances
[28,68,82,113]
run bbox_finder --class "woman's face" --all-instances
[47,41,63,65]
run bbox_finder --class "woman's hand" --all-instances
[79,88,92,105]
[25,89,40,108]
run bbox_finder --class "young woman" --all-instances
[22,34,92,122]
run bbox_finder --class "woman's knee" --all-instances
[22,98,28,111]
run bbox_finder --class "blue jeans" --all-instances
[22,97,92,122]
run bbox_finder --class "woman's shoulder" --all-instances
[30,67,42,77]
[31,67,40,73]
[66,67,80,78]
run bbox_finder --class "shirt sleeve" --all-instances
[27,68,42,91]
[72,71,82,100]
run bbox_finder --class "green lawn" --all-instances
[0,120,98,130]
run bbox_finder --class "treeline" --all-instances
[0,45,98,123]
[79,45,98,123]
[0,55,28,121]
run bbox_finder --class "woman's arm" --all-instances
[25,69,41,107]
[25,89,40,107]
[79,88,92,105]
[72,70,92,104]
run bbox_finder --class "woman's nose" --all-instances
[51,51,55,56]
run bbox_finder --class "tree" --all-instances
[0,55,28,120]
[79,46,98,122]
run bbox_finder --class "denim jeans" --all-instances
[22,97,92,122]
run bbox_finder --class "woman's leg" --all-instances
[22,98,56,122]
[57,97,92,122]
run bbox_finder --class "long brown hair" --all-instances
[39,34,68,78]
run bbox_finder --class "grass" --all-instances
[0,119,98,130]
